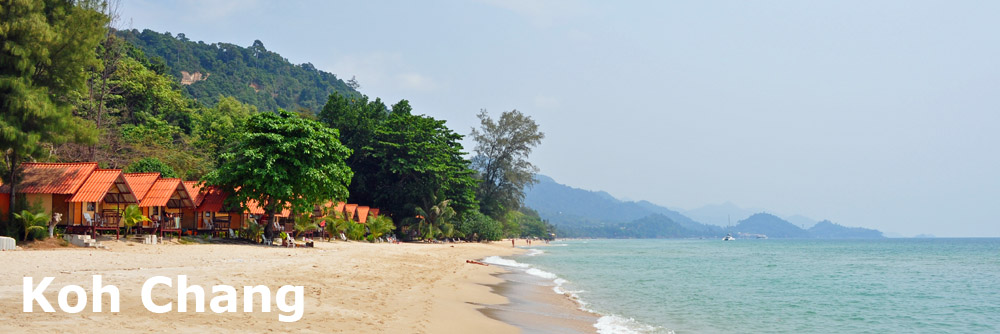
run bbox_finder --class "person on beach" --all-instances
[511,239,515,247]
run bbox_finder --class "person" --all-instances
[511,239,515,247]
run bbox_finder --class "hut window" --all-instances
[87,202,96,211]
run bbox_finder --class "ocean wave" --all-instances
[525,249,545,256]
[525,268,558,279]
[481,256,530,268]
[595,314,671,334]
[484,253,666,334]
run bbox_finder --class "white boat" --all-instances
[723,233,735,241]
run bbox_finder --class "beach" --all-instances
[0,238,594,333]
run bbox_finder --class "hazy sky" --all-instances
[121,1,999,237]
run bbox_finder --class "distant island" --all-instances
[525,175,885,239]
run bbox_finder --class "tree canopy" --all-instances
[202,110,353,232]
[470,109,545,218]
[1,0,106,229]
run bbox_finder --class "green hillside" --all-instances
[117,29,358,112]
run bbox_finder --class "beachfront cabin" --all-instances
[0,163,98,228]
[66,169,138,238]
[193,186,248,237]
[137,178,194,235]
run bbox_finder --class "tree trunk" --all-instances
[5,153,18,235]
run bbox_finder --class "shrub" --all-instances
[459,212,503,241]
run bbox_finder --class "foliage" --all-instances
[470,110,545,219]
[414,196,456,240]
[202,110,353,238]
[321,208,348,241]
[13,210,48,241]
[320,94,478,228]
[120,204,149,237]
[124,157,178,178]
[117,29,358,113]
[1,0,106,227]
[458,211,503,241]
[345,221,366,241]
[366,215,395,242]
[292,212,318,238]
[243,219,263,243]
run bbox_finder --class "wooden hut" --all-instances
[0,163,97,230]
[137,178,193,235]
[66,169,137,238]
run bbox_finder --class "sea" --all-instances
[483,238,1000,334]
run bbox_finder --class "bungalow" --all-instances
[0,162,97,226]
[66,169,138,238]
[137,178,194,235]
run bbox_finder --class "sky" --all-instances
[120,0,1000,237]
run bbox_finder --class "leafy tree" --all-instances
[202,110,353,241]
[124,157,178,178]
[318,92,389,205]
[1,0,106,228]
[13,210,48,241]
[470,110,544,218]
[120,204,149,237]
[369,107,478,222]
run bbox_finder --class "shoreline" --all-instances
[0,238,533,333]
[477,240,599,334]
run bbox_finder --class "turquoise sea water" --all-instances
[488,238,1000,334]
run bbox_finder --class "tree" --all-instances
[292,212,318,238]
[202,110,353,241]
[318,92,388,206]
[414,196,456,241]
[13,210,48,241]
[120,204,148,237]
[470,110,544,218]
[368,108,478,222]
[458,211,503,242]
[1,0,106,228]
[367,214,395,242]
[124,157,178,178]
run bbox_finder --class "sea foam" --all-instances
[595,314,671,334]
[481,256,529,268]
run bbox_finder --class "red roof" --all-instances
[139,178,193,208]
[197,187,227,212]
[183,181,204,207]
[6,163,98,194]
[344,204,358,221]
[68,169,136,203]
[124,173,160,201]
[246,200,290,217]
[356,206,370,224]
[370,208,380,218]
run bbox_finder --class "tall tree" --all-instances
[202,110,352,240]
[470,109,545,218]
[369,107,478,221]
[0,0,106,229]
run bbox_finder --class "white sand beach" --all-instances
[0,238,594,333]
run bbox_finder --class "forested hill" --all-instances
[117,29,358,113]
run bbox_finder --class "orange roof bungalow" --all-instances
[135,178,193,233]
[191,186,253,234]
[65,169,138,237]
[0,163,98,225]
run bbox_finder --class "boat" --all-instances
[723,233,735,241]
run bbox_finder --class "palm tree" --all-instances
[345,221,366,241]
[322,208,349,241]
[13,210,48,241]
[120,204,150,237]
[244,220,264,243]
[414,196,455,241]
[293,212,318,238]
[367,214,395,242]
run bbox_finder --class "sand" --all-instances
[0,238,590,333]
